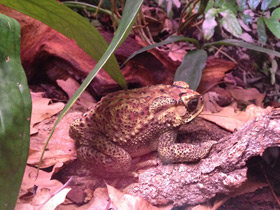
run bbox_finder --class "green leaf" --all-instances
[267,0,280,9]
[237,0,247,11]
[202,8,218,40]
[264,8,280,39]
[248,0,260,10]
[0,0,127,89]
[37,0,143,174]
[205,0,214,13]
[0,14,31,210]
[241,14,253,24]
[204,39,280,57]
[257,17,267,44]
[219,9,242,37]
[261,0,273,10]
[215,0,237,14]
[174,49,207,90]
[121,35,200,67]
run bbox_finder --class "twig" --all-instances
[261,163,280,207]
[213,46,238,64]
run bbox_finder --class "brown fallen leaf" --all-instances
[16,163,68,210]
[227,87,265,106]
[30,91,65,132]
[28,111,79,167]
[197,58,236,94]
[41,188,71,210]
[200,105,273,132]
[168,43,187,62]
[203,91,223,113]
[72,188,113,210]
[106,184,171,210]
[56,78,95,109]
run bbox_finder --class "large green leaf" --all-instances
[264,8,280,39]
[219,9,242,38]
[266,0,280,9]
[257,17,267,44]
[202,8,218,40]
[215,0,238,14]
[204,39,280,57]
[37,0,143,172]
[174,49,207,90]
[0,0,127,89]
[248,0,260,10]
[0,14,32,210]
[237,0,247,11]
[261,0,273,10]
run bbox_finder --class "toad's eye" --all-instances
[186,98,199,112]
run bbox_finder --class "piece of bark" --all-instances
[54,117,230,204]
[127,108,280,206]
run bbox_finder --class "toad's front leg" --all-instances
[157,129,215,163]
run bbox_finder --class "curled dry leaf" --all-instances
[200,104,273,132]
[197,58,236,94]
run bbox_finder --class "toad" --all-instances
[69,81,214,176]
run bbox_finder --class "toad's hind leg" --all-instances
[158,129,215,163]
[77,134,132,175]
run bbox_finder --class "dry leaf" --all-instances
[197,59,236,93]
[203,92,223,113]
[14,203,33,210]
[167,43,186,62]
[28,111,79,167]
[41,188,71,210]
[30,91,65,128]
[16,164,66,210]
[57,78,95,108]
[106,184,163,210]
[74,188,113,210]
[200,105,273,132]
[228,87,265,106]
[67,186,172,210]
